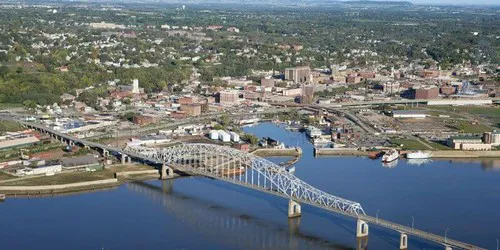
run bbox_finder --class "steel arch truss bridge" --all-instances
[125,143,365,216]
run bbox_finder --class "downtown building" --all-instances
[284,66,311,83]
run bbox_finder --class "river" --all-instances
[1,122,499,250]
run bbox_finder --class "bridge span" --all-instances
[18,121,485,250]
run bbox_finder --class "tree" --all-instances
[242,133,259,145]
[120,112,139,122]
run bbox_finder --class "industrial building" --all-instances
[61,155,101,171]
[391,110,429,119]
[16,165,62,176]
[447,136,489,150]
[0,136,41,151]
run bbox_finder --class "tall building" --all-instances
[284,66,310,83]
[301,84,315,104]
[132,79,139,94]
[217,90,239,105]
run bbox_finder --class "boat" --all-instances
[0,194,5,202]
[407,151,432,159]
[382,150,399,162]
[286,166,296,174]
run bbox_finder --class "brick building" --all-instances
[412,86,439,99]
[180,103,202,116]
[133,115,159,126]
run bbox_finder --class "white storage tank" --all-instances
[229,132,240,142]
[219,131,231,142]
[209,130,219,140]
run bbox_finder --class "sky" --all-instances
[409,0,499,4]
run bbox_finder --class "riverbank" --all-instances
[315,147,500,159]
[314,148,370,157]
[252,147,303,157]
[0,165,179,196]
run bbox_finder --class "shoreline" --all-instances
[314,147,500,159]
[0,170,179,196]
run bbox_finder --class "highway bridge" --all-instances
[16,120,486,250]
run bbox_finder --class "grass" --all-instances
[447,121,492,133]
[430,106,500,128]
[0,172,16,181]
[1,164,153,186]
[390,138,430,150]
[427,141,452,150]
[0,103,23,109]
[0,120,23,134]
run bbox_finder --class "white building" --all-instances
[16,165,62,176]
[209,130,219,140]
[305,126,322,138]
[219,131,231,142]
[229,132,240,142]
[132,79,139,94]
[391,110,429,119]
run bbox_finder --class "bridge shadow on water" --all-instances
[146,176,442,250]
[128,179,356,250]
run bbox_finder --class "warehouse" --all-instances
[0,136,40,151]
[61,155,102,171]
[391,110,429,119]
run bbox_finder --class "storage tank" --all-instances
[209,130,219,140]
[219,131,231,142]
[229,132,240,142]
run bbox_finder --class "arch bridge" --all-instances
[125,143,365,217]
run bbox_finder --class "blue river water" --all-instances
[1,122,499,250]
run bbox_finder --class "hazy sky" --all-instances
[410,0,499,4]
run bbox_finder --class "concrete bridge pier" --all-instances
[400,233,408,249]
[69,141,75,147]
[356,219,369,238]
[288,199,301,218]
[445,246,452,250]
[84,145,90,150]
[102,149,109,157]
[161,163,173,180]
[121,154,128,164]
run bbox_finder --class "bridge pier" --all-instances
[356,219,369,237]
[161,163,173,179]
[127,156,132,164]
[445,246,452,250]
[69,141,75,147]
[356,235,368,250]
[288,199,301,218]
[84,145,90,150]
[400,233,408,249]
[121,154,128,164]
[102,149,109,157]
